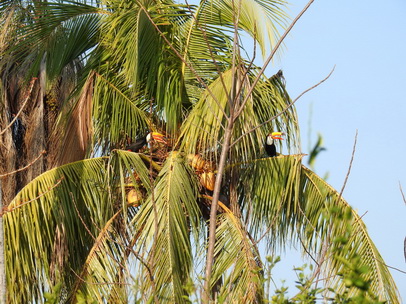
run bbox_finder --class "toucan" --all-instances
[265,132,284,157]
[126,132,167,152]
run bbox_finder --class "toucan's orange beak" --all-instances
[151,132,168,144]
[271,132,284,140]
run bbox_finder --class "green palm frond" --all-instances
[212,205,264,303]
[99,1,191,134]
[45,10,101,82]
[1,1,102,80]
[300,167,399,302]
[179,68,232,158]
[179,5,233,86]
[4,151,152,303]
[180,69,298,161]
[177,0,288,99]
[132,151,201,302]
[194,0,288,58]
[5,157,110,303]
[100,0,160,89]
[239,155,399,302]
[240,155,304,242]
[92,72,149,151]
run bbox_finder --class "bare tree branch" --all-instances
[231,66,335,148]
[202,122,234,304]
[233,0,316,119]
[399,182,406,206]
[0,77,37,136]
[1,177,64,216]
[335,130,358,205]
[203,2,317,301]
[0,150,46,177]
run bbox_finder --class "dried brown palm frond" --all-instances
[52,72,94,166]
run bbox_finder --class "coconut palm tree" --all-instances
[0,0,400,303]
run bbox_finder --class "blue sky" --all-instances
[264,0,406,299]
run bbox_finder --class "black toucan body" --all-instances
[126,132,167,152]
[126,136,147,152]
[265,132,284,157]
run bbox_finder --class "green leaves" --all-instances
[212,207,264,302]
[1,0,400,303]
[133,151,201,302]
[92,72,149,151]
[5,157,110,303]
[238,156,399,302]
[4,152,151,302]
[180,68,298,163]
[301,171,399,301]
[3,152,400,302]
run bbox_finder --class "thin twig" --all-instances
[399,183,406,205]
[231,33,258,112]
[231,66,335,147]
[70,268,131,286]
[1,177,64,216]
[375,260,406,275]
[128,247,159,289]
[0,150,46,177]
[234,0,316,119]
[254,197,285,245]
[298,235,319,266]
[0,77,37,136]
[335,130,358,205]
[70,192,96,241]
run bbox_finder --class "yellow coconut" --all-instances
[127,188,143,207]
[187,154,205,171]
[200,172,216,191]
[203,160,215,171]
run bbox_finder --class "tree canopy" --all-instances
[0,0,400,303]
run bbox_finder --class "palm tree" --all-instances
[0,0,400,303]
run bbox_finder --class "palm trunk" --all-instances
[0,182,6,304]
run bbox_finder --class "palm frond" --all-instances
[92,71,149,152]
[179,68,231,159]
[99,1,190,134]
[240,155,304,243]
[4,157,110,303]
[212,205,264,303]
[180,69,298,162]
[4,151,152,302]
[301,167,400,302]
[132,151,201,302]
[2,1,103,80]
[194,0,288,58]
[239,155,399,302]
[45,9,101,83]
